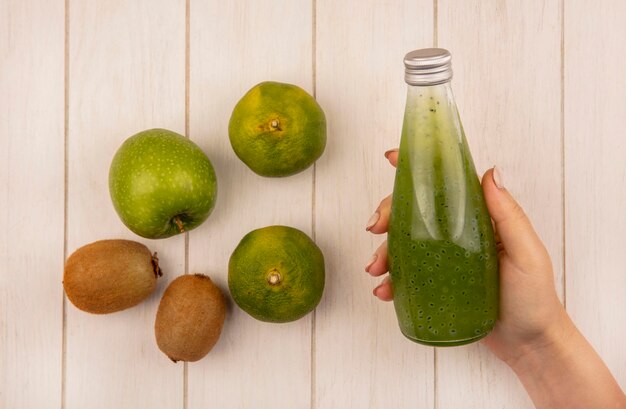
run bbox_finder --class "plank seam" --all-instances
[184,0,191,408]
[433,0,438,47]
[560,0,566,311]
[310,0,317,408]
[61,0,70,406]
[185,0,190,141]
[433,349,438,409]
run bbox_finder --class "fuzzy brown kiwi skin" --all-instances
[63,239,161,314]
[154,274,226,362]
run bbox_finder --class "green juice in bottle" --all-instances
[388,49,498,346]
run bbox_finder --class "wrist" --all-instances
[505,309,626,409]
[507,309,577,376]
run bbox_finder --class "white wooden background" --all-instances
[1,1,625,408]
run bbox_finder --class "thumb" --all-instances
[482,167,547,266]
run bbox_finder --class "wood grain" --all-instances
[187,1,314,407]
[565,0,626,389]
[0,1,64,407]
[65,1,185,407]
[436,1,562,407]
[315,1,435,408]
[2,1,626,407]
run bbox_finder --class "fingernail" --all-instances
[373,276,391,297]
[365,211,380,231]
[492,166,504,189]
[365,253,378,272]
[384,148,399,159]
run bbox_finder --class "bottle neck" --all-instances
[405,81,457,114]
[403,81,463,145]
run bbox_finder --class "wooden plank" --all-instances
[565,0,626,389]
[187,1,314,407]
[0,1,64,407]
[436,1,562,408]
[315,1,435,408]
[65,1,185,408]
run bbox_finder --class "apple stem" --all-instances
[173,216,185,233]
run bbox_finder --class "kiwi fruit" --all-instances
[154,274,226,362]
[63,239,162,314]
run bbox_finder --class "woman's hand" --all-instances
[366,149,567,363]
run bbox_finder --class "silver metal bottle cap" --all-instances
[404,48,453,86]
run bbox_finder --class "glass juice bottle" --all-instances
[388,48,499,346]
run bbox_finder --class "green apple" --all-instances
[109,128,217,239]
